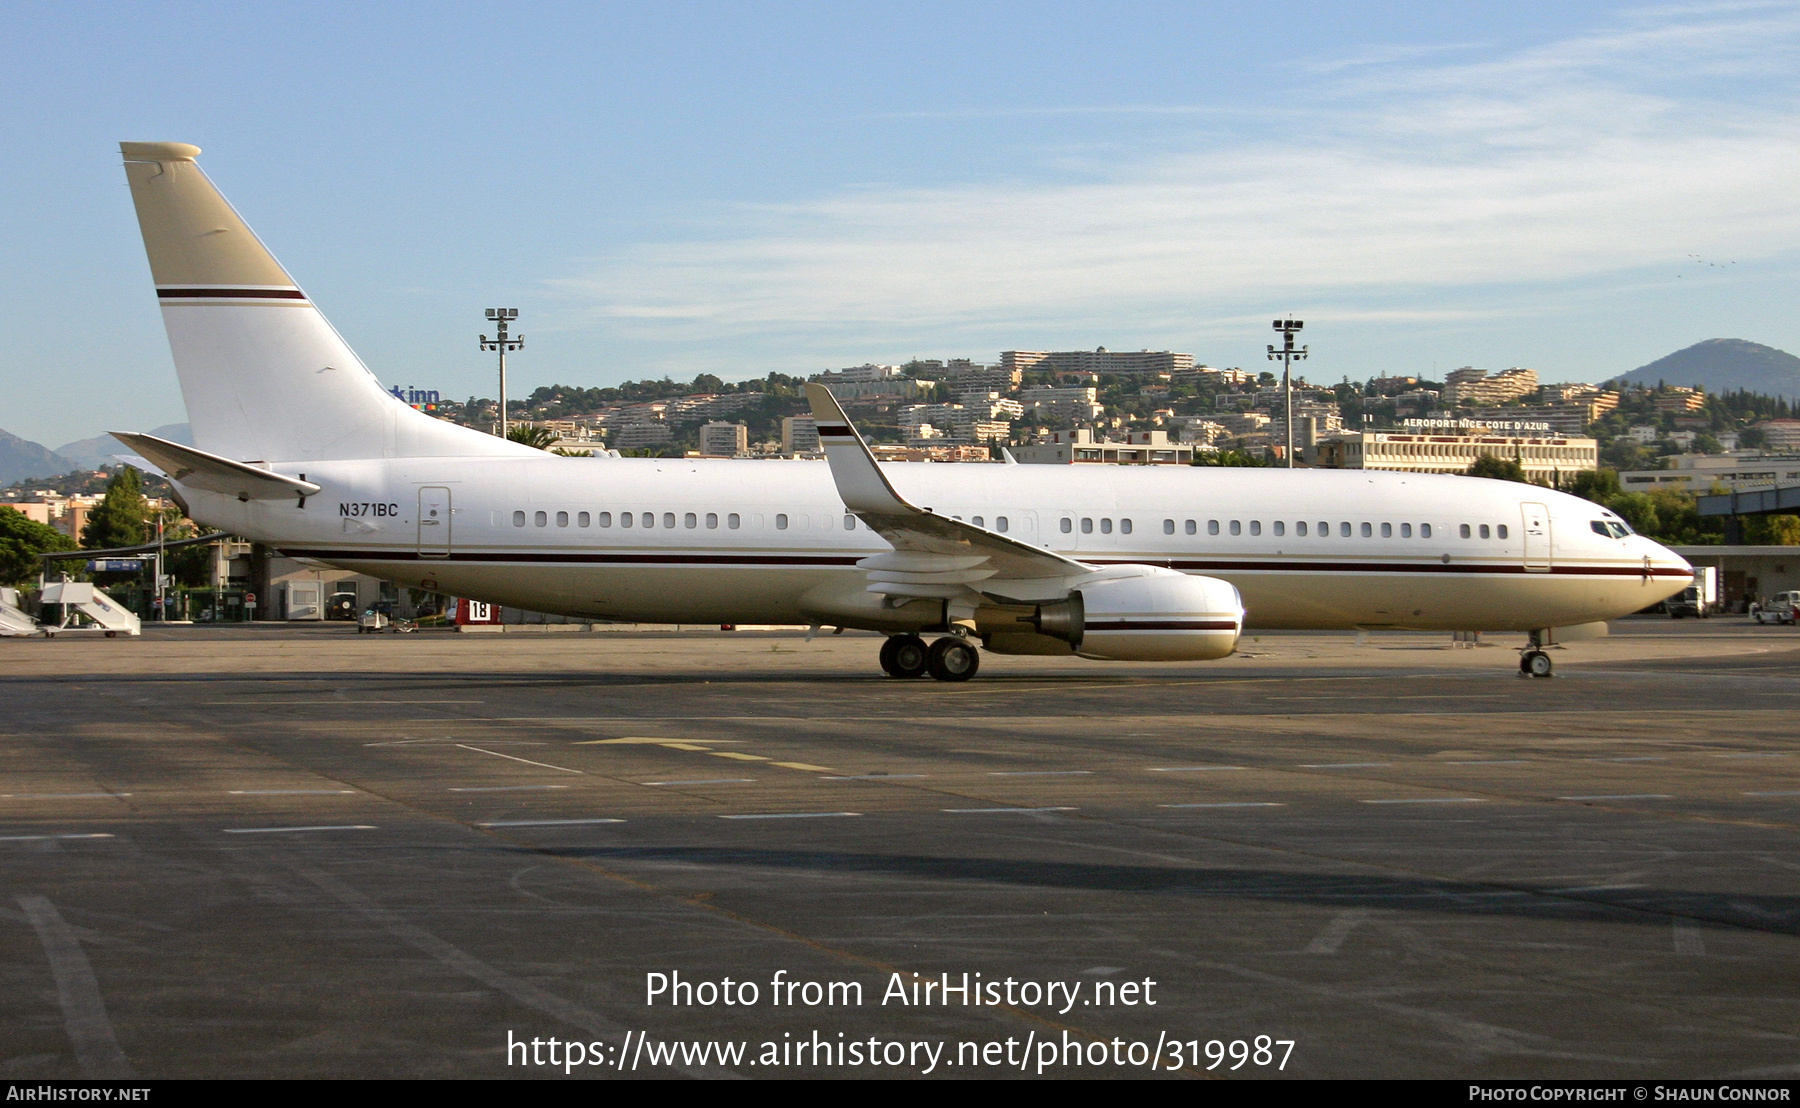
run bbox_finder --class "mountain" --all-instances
[54,423,193,470]
[0,429,76,486]
[1619,339,1800,398]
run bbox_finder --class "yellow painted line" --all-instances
[710,752,769,762]
[772,762,835,772]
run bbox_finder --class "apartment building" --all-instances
[697,422,749,457]
[1002,348,1196,377]
[1443,367,1539,406]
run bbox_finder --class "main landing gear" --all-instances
[879,634,980,682]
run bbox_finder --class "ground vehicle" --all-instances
[1752,591,1800,625]
[1668,566,1718,618]
[357,601,416,634]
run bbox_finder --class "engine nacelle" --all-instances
[1031,566,1244,661]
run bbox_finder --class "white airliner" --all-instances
[110,141,1691,681]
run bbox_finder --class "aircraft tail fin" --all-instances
[120,142,533,463]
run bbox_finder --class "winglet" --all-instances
[806,382,918,515]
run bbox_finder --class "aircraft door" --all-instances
[1521,501,1550,572]
[418,486,451,558]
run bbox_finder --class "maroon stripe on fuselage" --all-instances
[1085,620,1238,632]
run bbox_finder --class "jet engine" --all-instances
[1028,565,1243,661]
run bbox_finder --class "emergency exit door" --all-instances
[1521,501,1550,572]
[418,487,451,557]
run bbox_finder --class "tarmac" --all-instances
[3,618,1799,1079]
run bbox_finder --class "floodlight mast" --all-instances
[1267,318,1307,469]
[480,308,523,438]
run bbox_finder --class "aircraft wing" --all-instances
[806,384,1087,591]
[109,432,320,502]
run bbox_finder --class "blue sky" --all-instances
[4,1,1798,447]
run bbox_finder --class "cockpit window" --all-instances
[1591,519,1632,539]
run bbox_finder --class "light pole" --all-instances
[1267,318,1307,469]
[480,308,523,439]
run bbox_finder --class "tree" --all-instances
[81,467,147,550]
[1569,468,1622,503]
[1692,433,1723,454]
[1745,514,1800,546]
[0,507,76,586]
[505,424,561,451]
[1192,449,1270,468]
[1467,455,1527,482]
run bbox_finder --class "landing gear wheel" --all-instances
[1522,649,1553,678]
[104,631,117,638]
[879,634,929,678]
[926,636,980,682]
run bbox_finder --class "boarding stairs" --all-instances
[38,581,142,637]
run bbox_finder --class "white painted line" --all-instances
[1298,763,1390,769]
[717,812,861,820]
[988,771,1093,777]
[1158,802,1285,809]
[229,789,355,795]
[1148,766,1245,772]
[1558,794,1674,801]
[478,818,626,827]
[643,779,754,786]
[1550,884,1643,893]
[1360,797,1488,804]
[447,785,572,793]
[1589,756,1665,762]
[822,774,927,780]
[222,825,379,834]
[453,744,583,774]
[1714,753,1791,759]
[1744,791,1800,797]
[1445,760,1532,765]
[0,833,114,842]
[18,895,134,1078]
[942,806,1077,814]
[0,793,131,800]
[1304,909,1371,955]
[1673,922,1706,956]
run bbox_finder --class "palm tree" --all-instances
[506,424,560,451]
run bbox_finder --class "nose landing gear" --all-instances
[879,634,980,681]
[1520,649,1553,678]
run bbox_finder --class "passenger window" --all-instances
[1297,521,1308,536]
[1400,523,1411,538]
[512,510,525,527]
[1230,521,1241,536]
[1163,519,1175,535]
[535,511,547,527]
[1361,523,1372,537]
[1121,519,1132,534]
[972,516,984,528]
[578,512,590,527]
[556,511,569,527]
[1208,520,1220,535]
[1185,520,1196,535]
[621,512,633,528]
[1479,524,1491,539]
[776,513,789,530]
[1318,521,1328,537]
[641,512,653,528]
[1100,519,1112,534]
[1249,521,1261,536]
[1421,523,1432,538]
[728,513,740,529]
[1273,521,1285,536]
[684,512,696,529]
[845,514,856,530]
[1497,525,1508,539]
[996,517,1009,533]
[598,511,612,527]
[663,512,676,529]
[1380,523,1391,538]
[1060,518,1073,534]
[1460,524,1470,538]
[1339,522,1350,537]
[1081,518,1094,534]
[706,513,718,529]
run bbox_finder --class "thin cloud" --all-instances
[551,3,1800,352]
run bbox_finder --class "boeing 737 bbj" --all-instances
[109,142,1692,681]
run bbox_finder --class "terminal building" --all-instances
[1313,420,1597,482]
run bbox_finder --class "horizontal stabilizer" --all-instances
[109,432,320,501]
